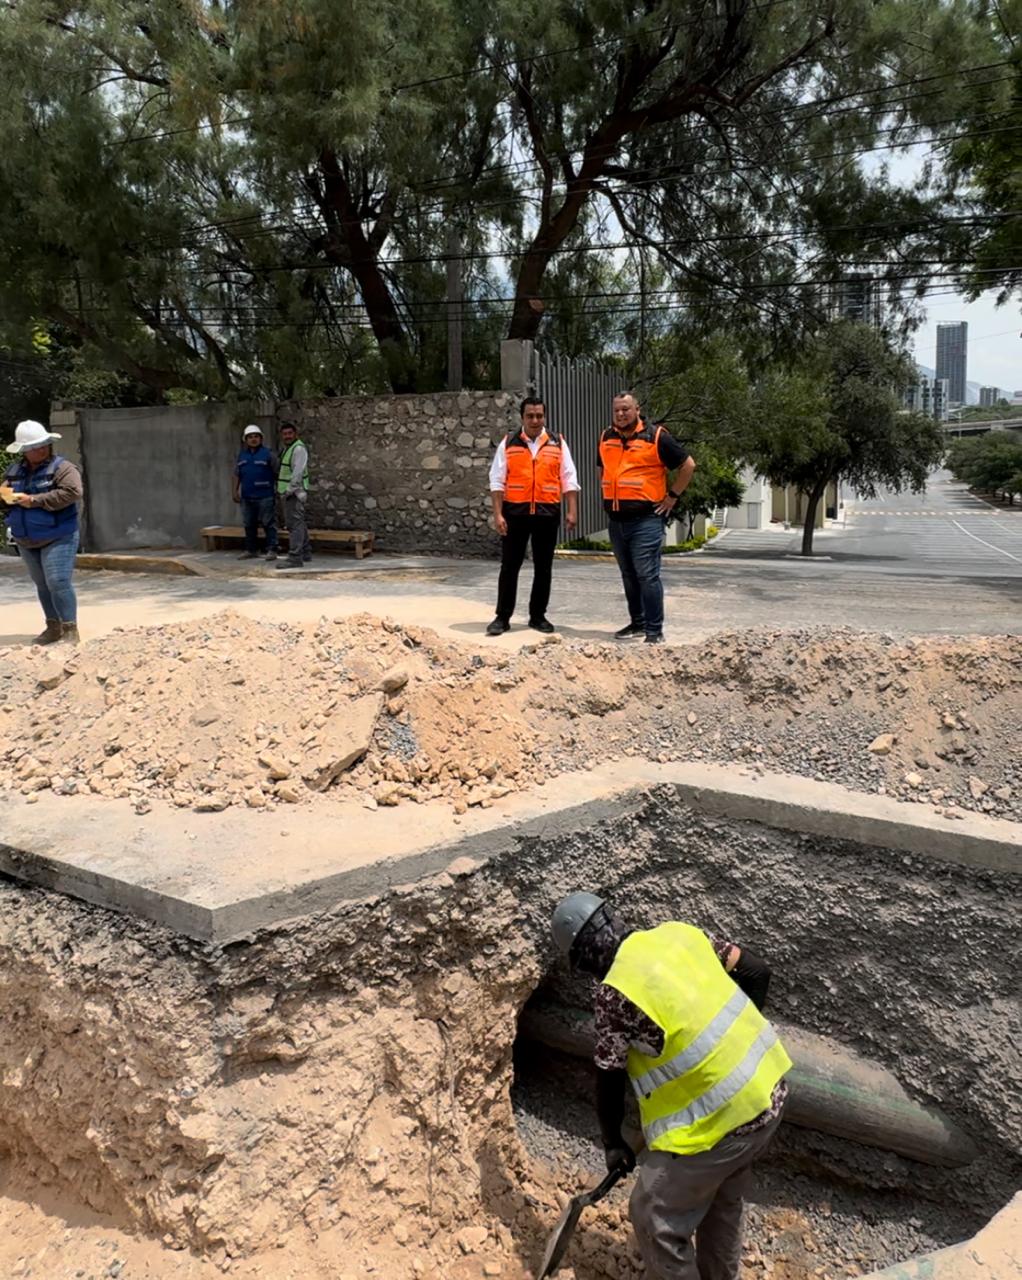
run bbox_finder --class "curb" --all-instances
[74,554,201,576]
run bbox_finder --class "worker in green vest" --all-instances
[551,892,792,1280]
[275,421,312,570]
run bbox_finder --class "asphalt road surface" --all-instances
[706,470,1022,578]
[1,473,1018,644]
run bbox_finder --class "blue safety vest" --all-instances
[4,455,80,543]
[235,445,277,499]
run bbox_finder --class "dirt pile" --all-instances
[0,610,1019,823]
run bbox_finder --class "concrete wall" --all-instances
[62,392,519,555]
[75,404,271,551]
[275,390,519,555]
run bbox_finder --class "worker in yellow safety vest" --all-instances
[551,892,792,1280]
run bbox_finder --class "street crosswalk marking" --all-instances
[850,509,1010,517]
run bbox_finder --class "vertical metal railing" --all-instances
[531,347,617,541]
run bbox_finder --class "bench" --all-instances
[200,525,375,559]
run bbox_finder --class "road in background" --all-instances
[1,472,1018,645]
[705,470,1022,578]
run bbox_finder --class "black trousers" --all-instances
[495,514,560,622]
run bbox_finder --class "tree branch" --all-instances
[46,302,205,395]
[168,293,235,392]
[512,67,555,228]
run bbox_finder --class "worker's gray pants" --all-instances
[282,493,311,563]
[629,1110,782,1280]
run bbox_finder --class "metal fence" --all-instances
[530,347,619,541]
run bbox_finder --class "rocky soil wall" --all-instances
[0,786,1018,1277]
[274,391,519,554]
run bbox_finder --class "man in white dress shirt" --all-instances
[486,397,580,635]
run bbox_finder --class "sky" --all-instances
[878,147,1022,397]
[910,290,1022,396]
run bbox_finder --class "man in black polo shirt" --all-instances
[598,393,696,644]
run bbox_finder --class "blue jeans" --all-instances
[19,532,79,623]
[609,515,665,637]
[241,496,277,552]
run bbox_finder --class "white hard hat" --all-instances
[8,420,61,453]
[242,424,263,439]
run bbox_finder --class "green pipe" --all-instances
[518,1001,978,1169]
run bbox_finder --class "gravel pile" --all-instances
[0,612,1018,824]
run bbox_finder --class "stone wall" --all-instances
[275,390,519,555]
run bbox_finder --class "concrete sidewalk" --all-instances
[70,547,472,579]
[3,534,1020,646]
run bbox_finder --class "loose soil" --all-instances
[1,611,1018,1279]
[0,610,1019,823]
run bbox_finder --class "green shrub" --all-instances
[664,535,706,553]
[558,533,711,554]
[558,536,613,551]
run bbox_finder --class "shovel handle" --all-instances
[582,1159,628,1208]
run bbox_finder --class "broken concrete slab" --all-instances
[0,762,1018,944]
[301,692,383,791]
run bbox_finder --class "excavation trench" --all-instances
[0,773,1019,1279]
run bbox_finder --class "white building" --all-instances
[904,375,950,422]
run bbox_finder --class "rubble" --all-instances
[0,611,1019,823]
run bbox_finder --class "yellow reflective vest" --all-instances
[603,923,791,1155]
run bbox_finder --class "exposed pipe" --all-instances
[517,998,978,1169]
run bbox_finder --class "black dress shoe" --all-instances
[485,617,510,636]
[529,617,555,634]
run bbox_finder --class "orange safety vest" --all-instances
[599,422,667,513]
[502,430,564,517]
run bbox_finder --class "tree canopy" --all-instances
[0,0,1009,399]
[745,322,946,552]
[947,432,1022,504]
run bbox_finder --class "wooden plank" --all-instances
[199,526,373,555]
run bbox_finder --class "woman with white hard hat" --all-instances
[2,420,84,644]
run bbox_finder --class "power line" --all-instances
[50,269,1022,337]
[138,207,1022,276]
[101,104,1022,263]
[113,67,1019,244]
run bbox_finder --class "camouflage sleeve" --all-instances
[707,933,738,967]
[593,985,640,1072]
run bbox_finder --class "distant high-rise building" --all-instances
[904,373,949,422]
[831,276,882,328]
[979,386,1003,407]
[935,322,968,405]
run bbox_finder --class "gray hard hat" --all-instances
[551,891,606,956]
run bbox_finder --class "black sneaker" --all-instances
[645,632,665,645]
[529,617,555,634]
[275,558,304,570]
[485,617,510,636]
[238,551,260,560]
[614,622,645,639]
[265,550,278,562]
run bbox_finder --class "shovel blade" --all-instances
[536,1199,585,1278]
[536,1164,627,1278]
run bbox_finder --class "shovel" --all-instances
[536,1159,633,1279]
